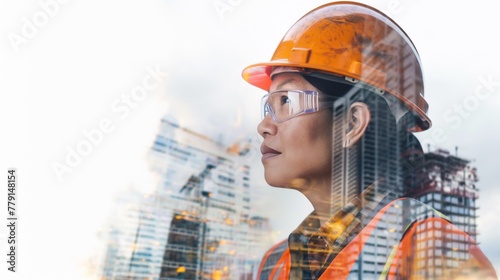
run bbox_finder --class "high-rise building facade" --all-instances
[329,86,405,279]
[101,115,272,280]
[403,148,480,277]
[405,148,478,237]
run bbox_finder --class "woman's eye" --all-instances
[280,95,290,105]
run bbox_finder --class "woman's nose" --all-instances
[257,114,277,138]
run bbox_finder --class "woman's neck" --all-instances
[299,176,334,226]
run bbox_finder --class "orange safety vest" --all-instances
[257,198,497,280]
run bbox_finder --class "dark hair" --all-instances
[303,75,424,212]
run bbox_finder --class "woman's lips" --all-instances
[261,144,281,161]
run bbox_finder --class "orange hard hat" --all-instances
[242,1,430,131]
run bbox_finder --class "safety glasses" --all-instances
[261,90,335,123]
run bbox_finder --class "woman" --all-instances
[242,2,497,279]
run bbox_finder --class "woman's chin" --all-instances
[265,176,309,191]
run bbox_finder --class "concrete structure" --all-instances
[101,116,272,280]
[404,148,480,277]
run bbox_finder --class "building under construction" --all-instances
[405,148,478,238]
[403,148,480,278]
[100,115,273,280]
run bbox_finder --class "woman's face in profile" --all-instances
[257,72,333,191]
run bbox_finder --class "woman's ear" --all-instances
[344,102,371,148]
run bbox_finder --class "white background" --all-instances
[1,0,499,279]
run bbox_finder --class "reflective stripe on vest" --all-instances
[259,198,497,279]
[259,198,454,280]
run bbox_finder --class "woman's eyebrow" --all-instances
[275,78,298,91]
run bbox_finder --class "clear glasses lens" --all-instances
[261,90,319,122]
